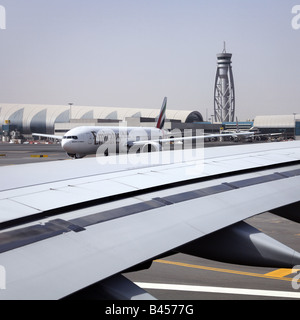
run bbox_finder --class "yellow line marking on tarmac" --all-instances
[265,268,299,278]
[30,155,48,158]
[155,259,300,283]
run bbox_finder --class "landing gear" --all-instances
[67,153,85,159]
[67,153,76,159]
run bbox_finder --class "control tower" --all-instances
[214,43,235,123]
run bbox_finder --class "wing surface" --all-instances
[0,141,300,299]
[134,131,254,146]
[32,133,63,140]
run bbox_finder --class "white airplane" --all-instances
[33,98,254,158]
[33,97,168,158]
[221,118,282,142]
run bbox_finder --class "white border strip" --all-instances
[135,282,300,299]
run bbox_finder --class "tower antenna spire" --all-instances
[222,41,226,53]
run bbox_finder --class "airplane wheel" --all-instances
[67,153,76,159]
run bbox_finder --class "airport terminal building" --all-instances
[0,103,204,137]
[1,103,300,141]
[253,114,300,140]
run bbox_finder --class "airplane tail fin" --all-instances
[156,97,167,129]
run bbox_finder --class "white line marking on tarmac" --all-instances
[135,282,300,299]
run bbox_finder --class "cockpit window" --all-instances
[63,136,78,140]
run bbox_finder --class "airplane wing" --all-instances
[254,132,283,137]
[0,141,300,299]
[32,133,63,140]
[133,131,254,146]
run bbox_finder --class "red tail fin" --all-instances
[156,97,167,129]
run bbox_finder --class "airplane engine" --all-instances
[141,142,162,153]
[177,221,300,268]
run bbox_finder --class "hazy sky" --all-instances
[0,0,299,120]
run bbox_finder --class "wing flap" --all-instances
[10,179,138,213]
[0,199,40,223]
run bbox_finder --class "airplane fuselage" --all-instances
[61,126,166,158]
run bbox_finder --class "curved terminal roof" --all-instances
[254,114,300,128]
[0,103,203,134]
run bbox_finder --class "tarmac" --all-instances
[0,143,69,166]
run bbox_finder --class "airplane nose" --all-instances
[62,140,73,153]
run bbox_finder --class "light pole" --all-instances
[293,113,296,139]
[69,103,73,122]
